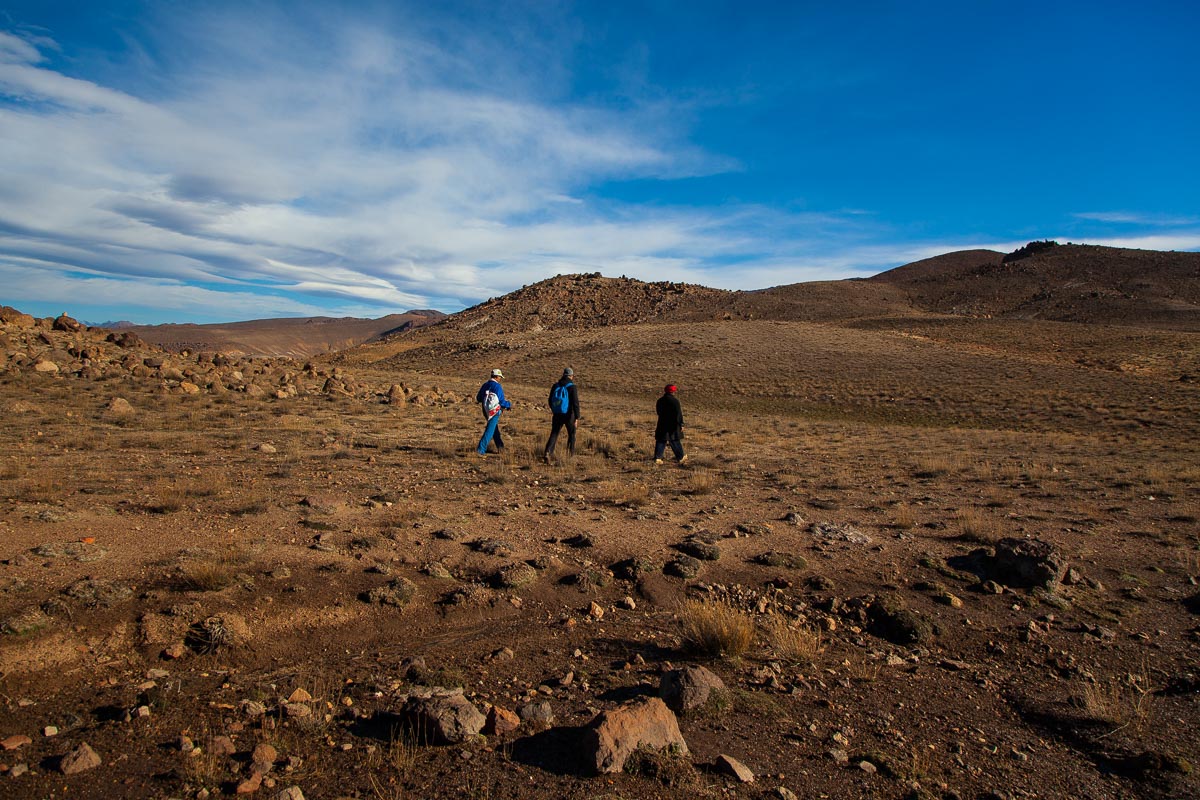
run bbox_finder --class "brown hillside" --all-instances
[131,310,446,358]
[872,243,1200,329]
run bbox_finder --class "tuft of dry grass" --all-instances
[954,508,1003,544]
[146,481,188,513]
[764,617,824,664]
[685,467,715,495]
[678,599,754,659]
[1080,675,1155,732]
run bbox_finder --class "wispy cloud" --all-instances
[1072,211,1200,227]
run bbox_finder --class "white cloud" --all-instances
[1073,211,1200,227]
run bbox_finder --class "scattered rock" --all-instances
[991,537,1067,590]
[715,753,754,782]
[755,552,808,569]
[867,593,933,645]
[494,562,538,589]
[664,555,702,579]
[678,538,721,561]
[484,706,520,735]
[59,742,101,774]
[2,735,32,751]
[400,690,486,744]
[659,665,727,714]
[363,578,417,607]
[517,700,554,729]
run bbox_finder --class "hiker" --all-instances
[476,368,512,456]
[654,383,687,464]
[543,367,581,462]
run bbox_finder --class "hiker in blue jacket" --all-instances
[543,367,581,463]
[476,368,513,456]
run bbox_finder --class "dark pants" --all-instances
[654,433,684,461]
[544,413,576,456]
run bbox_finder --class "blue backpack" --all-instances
[549,382,572,414]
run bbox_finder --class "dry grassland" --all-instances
[1,313,1198,800]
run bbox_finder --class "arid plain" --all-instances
[2,243,1198,800]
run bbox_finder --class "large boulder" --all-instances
[400,689,485,744]
[583,696,688,775]
[659,665,727,713]
[991,538,1067,590]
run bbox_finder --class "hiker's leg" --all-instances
[653,437,667,460]
[545,415,563,455]
[669,434,685,461]
[493,422,505,452]
[564,416,576,455]
[477,415,499,455]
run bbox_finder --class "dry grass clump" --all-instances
[1080,674,1155,732]
[764,617,823,664]
[0,460,20,480]
[678,599,754,659]
[954,508,1003,544]
[185,472,229,498]
[685,467,716,495]
[890,503,917,530]
[146,481,189,514]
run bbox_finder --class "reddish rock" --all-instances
[584,696,688,774]
[59,742,102,774]
[484,706,520,736]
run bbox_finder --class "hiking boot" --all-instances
[678,454,688,463]
[543,453,552,464]
[654,458,664,465]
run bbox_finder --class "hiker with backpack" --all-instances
[543,367,581,463]
[654,383,687,464]
[476,368,513,456]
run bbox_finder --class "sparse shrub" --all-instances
[764,617,823,664]
[685,467,715,495]
[955,508,1002,544]
[625,744,697,789]
[1080,671,1155,731]
[678,599,754,659]
[147,483,188,513]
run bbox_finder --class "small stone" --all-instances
[271,788,305,800]
[828,748,849,765]
[236,770,263,794]
[2,735,32,751]
[43,726,58,737]
[178,735,194,753]
[162,642,187,662]
[588,602,604,620]
[287,688,313,703]
[285,703,312,718]
[619,596,637,610]
[858,760,877,774]
[775,788,799,800]
[9,763,29,778]
[59,742,102,774]
[715,753,755,782]
[256,443,278,454]
[252,743,278,768]
[484,705,520,735]
[210,735,237,757]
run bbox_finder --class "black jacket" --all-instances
[655,393,683,438]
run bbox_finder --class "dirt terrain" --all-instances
[1,245,1198,800]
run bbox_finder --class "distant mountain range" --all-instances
[128,310,446,358]
[69,242,1200,359]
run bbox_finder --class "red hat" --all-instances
[664,384,677,393]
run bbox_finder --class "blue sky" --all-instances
[1,1,1197,324]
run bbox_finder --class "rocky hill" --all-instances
[0,306,459,406]
[871,243,1200,328]
[131,310,446,358]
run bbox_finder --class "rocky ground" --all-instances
[1,305,1198,800]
